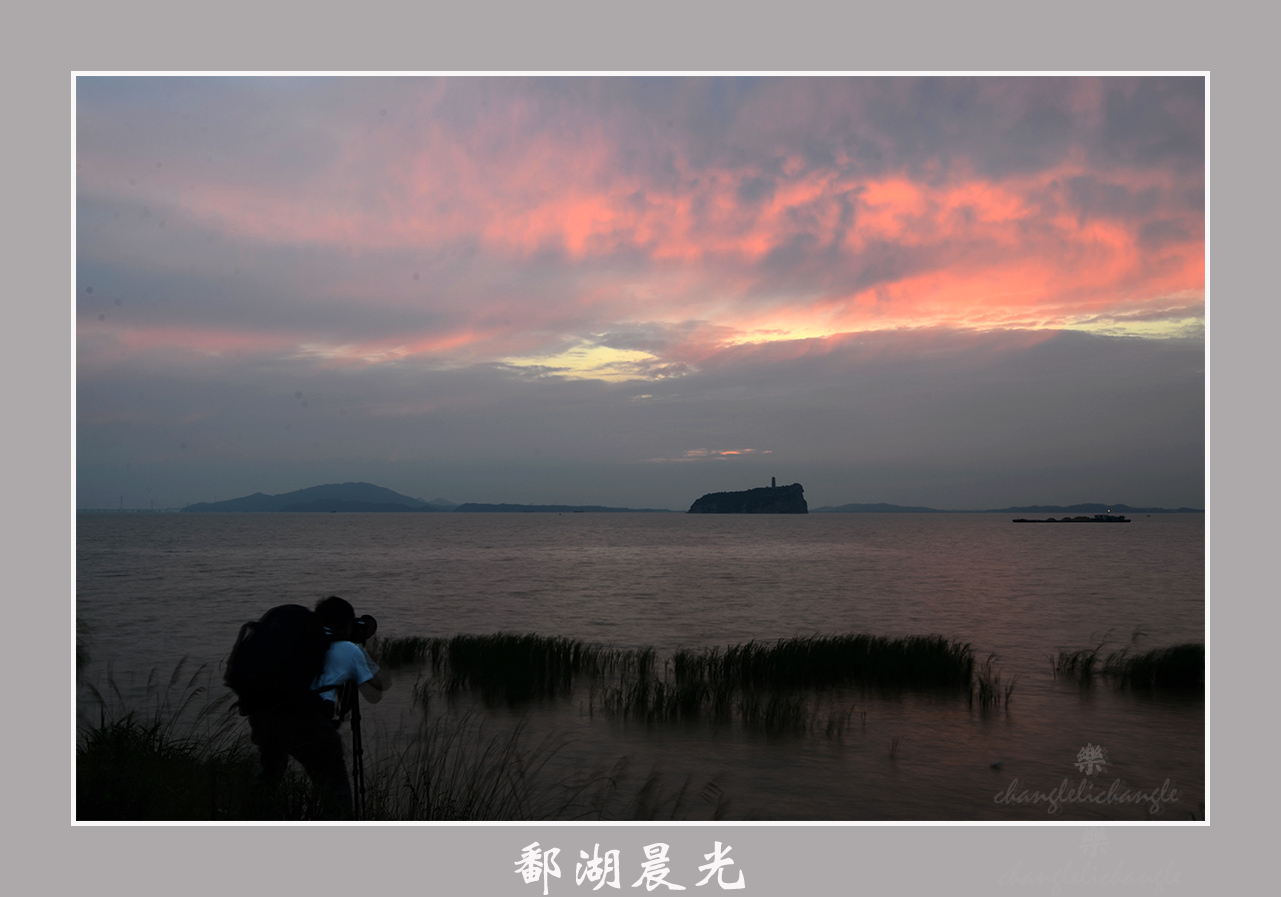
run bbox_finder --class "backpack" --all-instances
[224,604,332,716]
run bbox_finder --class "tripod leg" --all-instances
[350,686,365,820]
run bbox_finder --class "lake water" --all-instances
[75,511,1205,820]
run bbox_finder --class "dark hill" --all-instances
[279,499,439,513]
[687,483,808,514]
[182,482,433,512]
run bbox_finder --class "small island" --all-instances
[687,481,808,514]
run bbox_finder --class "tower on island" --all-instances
[771,477,776,488]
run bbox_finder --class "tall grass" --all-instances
[1052,634,1203,690]
[372,634,436,668]
[590,760,731,821]
[1053,646,1105,686]
[371,712,585,820]
[670,635,975,691]
[737,691,814,733]
[77,659,258,820]
[969,653,1016,711]
[377,633,654,702]
[383,631,978,734]
[597,675,715,723]
[368,715,730,821]
[1051,631,1122,686]
[593,634,977,731]
[384,633,973,694]
[77,662,732,821]
[77,629,1023,820]
[1103,644,1204,688]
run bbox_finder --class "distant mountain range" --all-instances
[812,502,1203,513]
[453,503,672,513]
[182,483,455,513]
[180,483,668,513]
[178,483,1202,514]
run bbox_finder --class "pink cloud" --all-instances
[161,153,1199,331]
[77,79,1203,373]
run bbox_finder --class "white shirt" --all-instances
[312,640,377,704]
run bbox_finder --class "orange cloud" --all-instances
[171,155,1200,337]
[77,88,1203,378]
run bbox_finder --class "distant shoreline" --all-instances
[77,504,1204,514]
[811,503,1204,514]
[74,480,1204,515]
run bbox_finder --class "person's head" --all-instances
[315,595,356,637]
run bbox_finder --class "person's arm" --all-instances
[357,666,388,702]
[356,646,389,703]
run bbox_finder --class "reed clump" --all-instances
[372,634,437,668]
[391,632,973,696]
[670,635,975,692]
[737,691,814,733]
[386,631,978,734]
[77,659,259,820]
[969,653,1016,711]
[598,676,712,723]
[596,634,975,733]
[442,634,584,701]
[385,633,658,703]
[1052,636,1203,690]
[1103,643,1204,689]
[1053,646,1104,686]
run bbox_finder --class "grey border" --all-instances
[24,0,1263,893]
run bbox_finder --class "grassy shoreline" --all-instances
[78,630,1200,820]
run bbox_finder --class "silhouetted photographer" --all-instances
[225,595,389,820]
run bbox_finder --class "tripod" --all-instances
[342,682,368,820]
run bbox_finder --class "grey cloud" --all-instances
[75,252,455,343]
[715,77,1202,184]
[1099,78,1205,172]
[1138,218,1194,251]
[596,320,737,349]
[76,187,647,352]
[78,77,353,194]
[80,77,1204,208]
[746,235,967,303]
[736,175,776,205]
[1065,176,1160,222]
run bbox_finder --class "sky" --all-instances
[75,76,1205,511]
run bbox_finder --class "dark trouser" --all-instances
[248,702,352,820]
